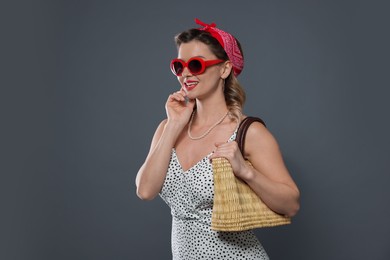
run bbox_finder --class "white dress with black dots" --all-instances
[159,132,269,260]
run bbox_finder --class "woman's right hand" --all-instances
[165,89,195,127]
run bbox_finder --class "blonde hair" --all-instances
[225,72,245,123]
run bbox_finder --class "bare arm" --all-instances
[135,120,183,200]
[135,89,195,200]
[243,122,300,216]
[209,122,300,217]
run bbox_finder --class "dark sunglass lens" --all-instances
[188,59,203,74]
[173,62,184,75]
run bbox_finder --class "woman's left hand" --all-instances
[209,141,250,180]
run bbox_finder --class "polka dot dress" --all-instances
[159,133,269,259]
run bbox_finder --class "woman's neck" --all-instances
[193,98,229,126]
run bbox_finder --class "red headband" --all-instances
[195,18,244,77]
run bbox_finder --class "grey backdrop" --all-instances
[2,0,389,259]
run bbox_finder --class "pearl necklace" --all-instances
[187,110,229,140]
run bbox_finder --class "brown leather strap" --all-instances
[236,117,266,156]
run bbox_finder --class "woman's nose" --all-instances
[181,66,193,77]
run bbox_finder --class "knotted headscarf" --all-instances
[195,18,244,77]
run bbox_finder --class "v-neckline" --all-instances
[172,148,211,173]
[172,129,238,173]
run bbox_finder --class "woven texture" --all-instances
[211,117,291,231]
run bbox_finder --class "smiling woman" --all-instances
[135,18,300,259]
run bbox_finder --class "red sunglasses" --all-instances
[170,57,224,76]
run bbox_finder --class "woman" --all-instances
[136,19,300,259]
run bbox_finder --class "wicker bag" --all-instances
[211,117,291,231]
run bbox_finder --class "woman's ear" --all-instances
[220,61,233,79]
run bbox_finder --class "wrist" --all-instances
[164,119,185,134]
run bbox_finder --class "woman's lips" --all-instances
[184,81,198,91]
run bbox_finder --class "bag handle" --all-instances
[236,117,266,156]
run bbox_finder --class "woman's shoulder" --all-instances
[240,115,274,143]
[240,115,266,128]
[241,115,281,155]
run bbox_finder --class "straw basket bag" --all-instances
[211,117,291,231]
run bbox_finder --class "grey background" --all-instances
[1,0,389,259]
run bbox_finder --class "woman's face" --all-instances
[176,40,224,100]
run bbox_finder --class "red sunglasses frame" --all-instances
[170,57,224,76]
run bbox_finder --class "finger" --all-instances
[214,143,241,157]
[214,141,237,151]
[178,88,191,104]
[208,152,225,160]
[169,92,186,102]
[177,90,190,102]
[214,141,227,147]
[176,90,195,106]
